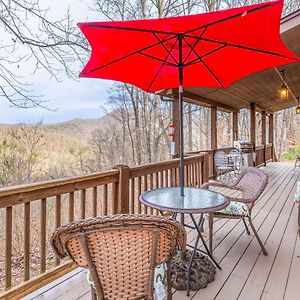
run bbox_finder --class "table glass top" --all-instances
[140,187,228,213]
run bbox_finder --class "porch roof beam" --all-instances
[164,89,238,113]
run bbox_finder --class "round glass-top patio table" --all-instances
[140,187,229,214]
[140,187,229,295]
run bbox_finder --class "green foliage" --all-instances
[282,145,300,161]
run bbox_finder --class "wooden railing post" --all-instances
[233,111,238,142]
[250,103,256,166]
[269,113,276,161]
[172,97,180,157]
[261,111,266,166]
[114,165,130,214]
[203,153,209,184]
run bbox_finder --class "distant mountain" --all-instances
[44,113,116,140]
[0,112,118,142]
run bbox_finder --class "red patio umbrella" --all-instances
[78,0,298,196]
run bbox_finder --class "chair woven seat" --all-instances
[217,201,248,216]
[51,214,186,300]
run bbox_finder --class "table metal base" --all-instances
[171,249,216,291]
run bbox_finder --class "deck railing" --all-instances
[255,144,273,167]
[189,147,237,178]
[0,153,208,299]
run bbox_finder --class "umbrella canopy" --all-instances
[79,0,298,92]
[78,0,298,196]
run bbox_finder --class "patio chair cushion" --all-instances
[219,201,248,216]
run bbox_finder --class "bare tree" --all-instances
[0,0,89,108]
[89,0,300,167]
[0,123,45,186]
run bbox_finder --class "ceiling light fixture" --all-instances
[296,97,300,114]
[278,70,289,100]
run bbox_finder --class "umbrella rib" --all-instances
[87,23,177,36]
[199,37,298,60]
[182,27,207,65]
[152,32,179,65]
[139,52,177,67]
[146,36,179,92]
[183,3,271,36]
[82,35,177,75]
[183,36,224,88]
[184,45,227,67]
[201,59,224,88]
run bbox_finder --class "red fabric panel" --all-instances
[78,0,298,92]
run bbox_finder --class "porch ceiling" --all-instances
[162,10,300,113]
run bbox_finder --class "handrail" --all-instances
[0,153,209,299]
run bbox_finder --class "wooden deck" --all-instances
[23,162,300,300]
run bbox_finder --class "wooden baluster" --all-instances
[40,198,47,273]
[24,202,30,281]
[5,206,12,290]
[112,182,119,214]
[154,173,159,215]
[199,161,203,185]
[130,178,135,214]
[138,177,142,214]
[149,174,154,215]
[171,168,176,187]
[191,164,194,187]
[103,184,108,215]
[184,165,188,187]
[55,195,61,266]
[176,168,180,187]
[160,171,164,187]
[165,170,169,187]
[193,164,196,187]
[195,162,199,187]
[69,192,74,222]
[143,175,148,214]
[81,189,86,219]
[93,187,97,217]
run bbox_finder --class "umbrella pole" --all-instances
[178,35,185,197]
[179,84,184,197]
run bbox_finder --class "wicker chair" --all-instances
[51,214,186,300]
[202,167,268,256]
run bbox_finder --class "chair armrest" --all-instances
[227,196,255,204]
[201,180,241,191]
[201,180,230,189]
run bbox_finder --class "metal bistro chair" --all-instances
[202,167,268,256]
[214,150,235,182]
[51,214,186,300]
[228,148,243,175]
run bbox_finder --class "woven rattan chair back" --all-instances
[51,214,186,300]
[234,167,268,201]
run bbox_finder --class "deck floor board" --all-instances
[23,162,299,300]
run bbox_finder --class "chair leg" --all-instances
[166,261,172,300]
[242,217,250,235]
[248,216,268,256]
[91,286,97,300]
[208,213,213,254]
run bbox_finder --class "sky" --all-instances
[0,0,112,124]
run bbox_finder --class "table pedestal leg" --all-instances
[171,214,218,295]
[189,214,221,270]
